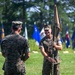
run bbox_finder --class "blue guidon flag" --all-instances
[32,23,41,45]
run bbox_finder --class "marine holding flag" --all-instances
[39,1,62,74]
[39,25,62,75]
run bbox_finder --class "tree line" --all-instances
[0,0,75,38]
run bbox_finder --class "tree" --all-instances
[0,0,75,38]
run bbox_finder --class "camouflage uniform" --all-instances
[1,33,30,75]
[39,36,60,75]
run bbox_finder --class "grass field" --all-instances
[0,39,75,75]
[0,50,75,75]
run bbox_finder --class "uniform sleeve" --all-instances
[39,40,44,48]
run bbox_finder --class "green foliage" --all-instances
[0,0,75,38]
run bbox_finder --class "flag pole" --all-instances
[51,1,56,75]
[52,0,61,75]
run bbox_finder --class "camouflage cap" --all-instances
[12,21,23,29]
[44,25,51,30]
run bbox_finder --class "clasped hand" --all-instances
[47,57,56,63]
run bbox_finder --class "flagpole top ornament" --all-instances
[34,22,36,25]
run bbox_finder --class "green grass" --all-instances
[0,54,5,75]
[0,51,75,75]
[0,39,75,75]
[59,52,75,75]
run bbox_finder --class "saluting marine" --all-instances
[1,21,30,75]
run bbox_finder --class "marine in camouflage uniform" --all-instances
[39,25,62,75]
[1,21,30,75]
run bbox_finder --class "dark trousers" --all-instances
[3,60,26,75]
[42,60,60,75]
